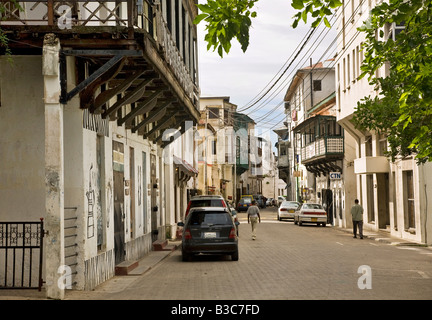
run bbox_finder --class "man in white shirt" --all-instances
[247,200,261,240]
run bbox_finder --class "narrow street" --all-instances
[64,206,432,301]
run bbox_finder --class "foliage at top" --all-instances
[194,0,259,57]
[194,0,340,57]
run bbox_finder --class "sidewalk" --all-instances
[0,240,182,300]
[127,240,181,276]
[334,225,430,247]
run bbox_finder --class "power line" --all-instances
[237,27,317,113]
[255,0,366,135]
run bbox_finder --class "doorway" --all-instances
[150,154,158,242]
[113,141,125,264]
[321,189,333,225]
[377,173,390,230]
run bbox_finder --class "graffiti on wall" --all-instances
[86,164,95,239]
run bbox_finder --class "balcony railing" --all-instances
[300,136,344,163]
[155,12,196,102]
[0,1,134,27]
[277,154,289,168]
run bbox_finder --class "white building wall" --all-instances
[335,0,432,244]
[0,54,172,291]
[0,56,45,221]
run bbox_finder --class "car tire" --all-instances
[298,220,302,226]
[182,252,191,262]
[231,250,239,261]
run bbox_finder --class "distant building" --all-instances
[198,97,278,204]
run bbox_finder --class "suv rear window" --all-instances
[189,212,231,226]
[190,199,225,208]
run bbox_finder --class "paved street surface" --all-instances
[64,206,432,300]
[2,206,432,302]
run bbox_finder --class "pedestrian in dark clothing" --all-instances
[351,199,364,239]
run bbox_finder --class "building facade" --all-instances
[197,97,236,201]
[335,0,432,243]
[0,0,200,298]
[197,97,277,205]
[275,59,357,227]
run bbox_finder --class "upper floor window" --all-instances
[208,108,219,119]
[313,80,322,91]
[387,22,405,41]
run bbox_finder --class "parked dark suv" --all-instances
[178,207,239,261]
[184,195,228,218]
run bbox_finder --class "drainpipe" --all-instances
[421,164,428,245]
[310,58,314,111]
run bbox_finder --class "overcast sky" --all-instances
[196,0,336,151]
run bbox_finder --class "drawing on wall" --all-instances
[137,165,142,228]
[86,164,95,239]
[106,179,113,228]
[138,165,142,206]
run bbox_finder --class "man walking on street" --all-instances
[351,199,364,239]
[247,200,261,240]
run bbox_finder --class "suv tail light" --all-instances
[185,201,192,217]
[229,227,236,239]
[184,229,192,240]
[280,208,287,211]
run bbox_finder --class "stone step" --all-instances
[115,260,139,276]
[152,239,168,251]
[161,244,177,251]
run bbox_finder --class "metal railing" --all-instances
[64,207,78,289]
[0,219,44,290]
[301,136,344,161]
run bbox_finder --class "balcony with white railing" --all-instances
[300,136,344,164]
[293,115,344,175]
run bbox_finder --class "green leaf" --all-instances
[193,13,208,25]
[301,8,308,23]
[292,0,305,10]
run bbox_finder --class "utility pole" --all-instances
[204,108,208,195]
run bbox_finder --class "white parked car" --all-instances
[277,201,300,221]
[277,196,286,207]
[294,203,327,227]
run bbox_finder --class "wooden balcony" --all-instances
[293,115,344,175]
[300,136,344,163]
[1,0,200,145]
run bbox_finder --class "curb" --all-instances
[127,241,181,276]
